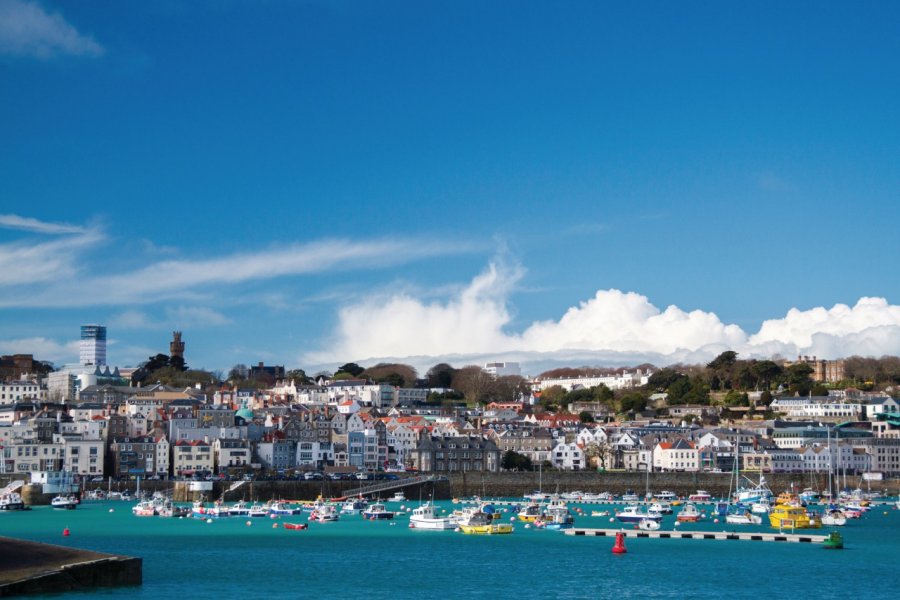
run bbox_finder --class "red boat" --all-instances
[283,522,308,530]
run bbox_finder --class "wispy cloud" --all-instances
[0,213,87,234]
[0,216,484,308]
[165,306,232,327]
[0,0,104,59]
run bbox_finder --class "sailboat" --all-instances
[724,440,762,525]
[821,428,847,527]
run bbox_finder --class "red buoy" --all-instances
[63,527,70,537]
[612,531,626,554]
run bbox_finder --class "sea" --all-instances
[2,499,898,599]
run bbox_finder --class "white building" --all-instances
[551,441,584,470]
[0,380,44,405]
[484,362,521,377]
[653,439,700,472]
[536,369,652,393]
[770,397,862,419]
[79,324,107,366]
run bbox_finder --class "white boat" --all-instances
[247,502,268,518]
[51,495,79,510]
[132,499,157,516]
[638,517,661,531]
[620,491,640,503]
[409,502,454,530]
[676,503,702,522]
[582,492,612,502]
[615,505,662,524]
[227,500,251,516]
[654,491,678,502]
[539,503,575,530]
[725,509,762,525]
[821,509,847,527]
[751,499,772,514]
[0,492,27,511]
[268,501,303,516]
[590,510,610,517]
[363,502,395,520]
[560,491,584,501]
[524,491,551,502]
[649,501,673,515]
[192,500,228,518]
[688,490,711,502]
[389,491,407,502]
[309,503,339,522]
[340,497,368,515]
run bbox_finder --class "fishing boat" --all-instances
[769,504,822,529]
[227,500,251,517]
[517,502,543,523]
[192,500,227,518]
[457,510,514,535]
[157,501,190,518]
[615,505,662,524]
[363,502,395,520]
[539,497,574,530]
[676,503,702,523]
[409,502,454,530]
[247,502,269,518]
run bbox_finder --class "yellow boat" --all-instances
[768,504,821,529]
[459,511,514,535]
[517,503,543,523]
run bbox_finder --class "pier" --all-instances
[564,527,829,543]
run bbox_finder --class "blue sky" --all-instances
[2,0,899,376]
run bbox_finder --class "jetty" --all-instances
[565,527,830,544]
[0,537,141,596]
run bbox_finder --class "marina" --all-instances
[1,497,898,599]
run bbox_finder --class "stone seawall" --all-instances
[162,472,900,502]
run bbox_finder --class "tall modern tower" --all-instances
[79,325,107,366]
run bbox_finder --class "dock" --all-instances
[0,537,141,596]
[564,527,829,544]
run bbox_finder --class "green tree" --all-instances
[501,450,533,471]
[647,368,685,392]
[425,363,456,388]
[750,360,782,390]
[285,369,312,385]
[579,410,595,423]
[337,362,365,377]
[619,392,647,413]
[538,385,567,412]
[786,363,814,396]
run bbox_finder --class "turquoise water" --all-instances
[2,501,898,599]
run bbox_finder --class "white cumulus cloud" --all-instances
[0,0,104,58]
[308,262,900,370]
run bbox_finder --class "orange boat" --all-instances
[283,522,308,530]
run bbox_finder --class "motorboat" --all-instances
[649,501,673,515]
[751,498,772,514]
[517,502,543,523]
[269,501,303,516]
[0,491,26,511]
[559,491,584,501]
[538,504,575,530]
[676,503,702,523]
[725,508,762,525]
[389,491,407,502]
[654,491,678,502]
[340,497,368,515]
[283,522,308,530]
[409,502,454,530]
[615,505,662,524]
[590,510,610,517]
[688,490,711,503]
[51,495,79,510]
[309,503,339,522]
[132,499,157,516]
[457,510,514,535]
[769,505,821,529]
[193,500,228,518]
[638,518,661,531]
[582,492,612,502]
[227,500,251,517]
[620,490,640,503]
[821,509,847,527]
[157,501,190,518]
[247,502,269,518]
[363,502,395,520]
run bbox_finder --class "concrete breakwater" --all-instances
[0,537,141,597]
[159,472,899,503]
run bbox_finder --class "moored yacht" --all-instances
[409,502,454,530]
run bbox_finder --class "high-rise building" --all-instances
[79,325,107,366]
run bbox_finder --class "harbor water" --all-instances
[2,499,898,599]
